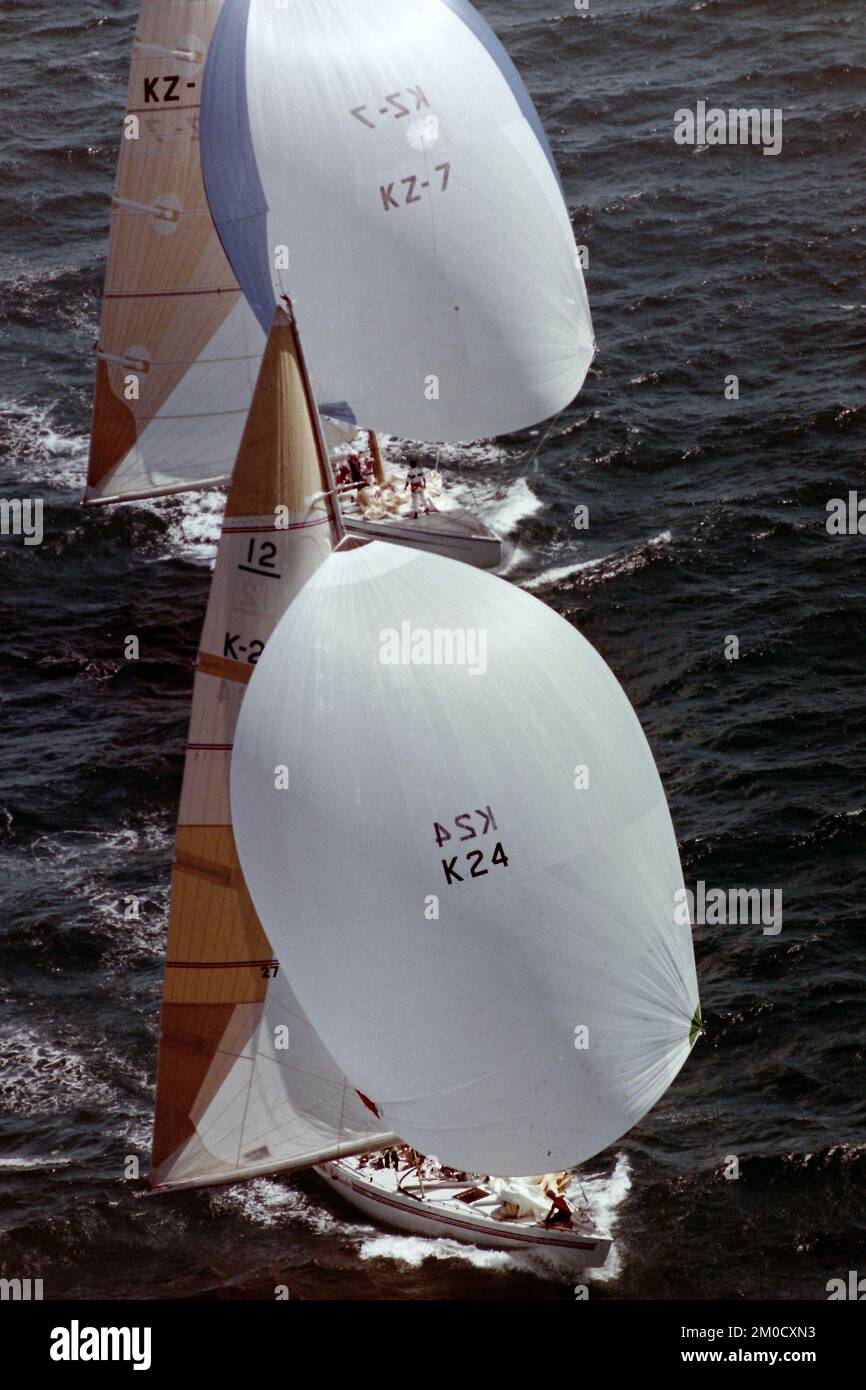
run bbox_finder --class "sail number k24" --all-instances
[434,807,509,885]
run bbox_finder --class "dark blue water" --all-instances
[1,0,864,1299]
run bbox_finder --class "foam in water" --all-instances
[210,1177,350,1240]
[0,1155,73,1171]
[18,822,172,967]
[524,531,673,591]
[155,487,226,567]
[0,401,88,492]
[0,1025,116,1117]
[358,1232,516,1272]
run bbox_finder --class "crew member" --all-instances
[544,1191,573,1228]
[404,453,433,517]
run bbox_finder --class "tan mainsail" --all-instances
[150,308,392,1191]
[86,1,264,505]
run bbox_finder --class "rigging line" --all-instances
[438,404,568,513]
[233,1000,265,1172]
[522,406,567,473]
[337,1076,349,1154]
[576,1173,592,1211]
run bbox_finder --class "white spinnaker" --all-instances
[231,542,700,1176]
[201,0,594,442]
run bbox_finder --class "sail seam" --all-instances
[127,103,200,115]
[166,960,278,970]
[222,519,329,534]
[104,288,240,300]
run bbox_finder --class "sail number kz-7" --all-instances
[350,84,430,129]
[347,83,451,212]
[379,163,450,212]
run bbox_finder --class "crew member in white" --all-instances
[404,453,434,517]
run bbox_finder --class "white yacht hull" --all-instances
[315,1158,612,1262]
[343,510,501,569]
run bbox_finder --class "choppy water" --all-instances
[1,0,865,1300]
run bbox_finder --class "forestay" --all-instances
[231,542,701,1176]
[201,0,594,443]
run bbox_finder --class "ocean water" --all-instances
[1,0,864,1300]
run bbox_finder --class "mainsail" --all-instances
[201,0,595,441]
[231,543,701,1176]
[150,307,393,1191]
[86,0,265,505]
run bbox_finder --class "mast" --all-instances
[149,304,391,1191]
[368,431,385,486]
[280,296,345,546]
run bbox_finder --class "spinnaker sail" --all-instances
[231,542,700,1176]
[86,0,265,505]
[150,307,393,1191]
[201,0,595,443]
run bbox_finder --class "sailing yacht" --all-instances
[87,0,700,1261]
[83,0,500,567]
[144,297,616,1258]
[230,311,701,1193]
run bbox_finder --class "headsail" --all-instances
[201,0,594,443]
[150,307,393,1191]
[231,542,700,1176]
[86,1,265,505]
